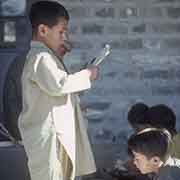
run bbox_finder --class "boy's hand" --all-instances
[87,65,99,80]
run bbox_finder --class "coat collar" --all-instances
[30,41,53,53]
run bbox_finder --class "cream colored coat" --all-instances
[18,41,96,180]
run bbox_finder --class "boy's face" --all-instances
[132,151,160,174]
[38,18,69,58]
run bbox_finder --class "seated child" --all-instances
[127,103,149,132]
[128,129,180,180]
[128,103,180,158]
[144,104,177,136]
[128,103,176,136]
[107,104,180,179]
[144,105,180,159]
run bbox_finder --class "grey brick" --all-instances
[152,86,174,95]
[119,7,139,18]
[69,63,83,72]
[124,71,139,79]
[95,128,114,142]
[86,102,111,111]
[116,131,128,144]
[149,23,180,33]
[103,40,127,49]
[107,24,128,34]
[152,86,180,95]
[69,25,78,34]
[162,39,180,49]
[95,7,115,18]
[67,6,90,18]
[127,39,143,49]
[174,70,180,78]
[107,86,149,96]
[143,39,161,50]
[132,23,146,33]
[71,41,93,49]
[140,69,172,79]
[175,86,180,94]
[140,7,163,18]
[174,57,180,63]
[167,7,180,19]
[156,0,179,2]
[88,116,105,123]
[105,71,118,78]
[61,0,81,2]
[82,23,104,34]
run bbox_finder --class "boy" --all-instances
[144,105,180,159]
[128,103,180,158]
[128,103,177,135]
[127,103,177,136]
[18,1,98,180]
[128,129,180,180]
[144,105,177,136]
[127,103,149,132]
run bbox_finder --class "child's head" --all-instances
[29,1,70,57]
[128,103,176,136]
[145,104,176,136]
[128,129,171,175]
[128,103,149,132]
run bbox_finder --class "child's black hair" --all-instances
[128,103,176,136]
[128,129,171,162]
[128,103,149,130]
[144,104,176,136]
[29,1,69,34]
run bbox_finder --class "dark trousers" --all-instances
[0,143,31,180]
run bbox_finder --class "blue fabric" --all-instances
[0,144,31,180]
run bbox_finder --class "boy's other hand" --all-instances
[87,66,99,81]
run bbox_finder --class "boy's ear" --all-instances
[151,156,161,166]
[38,24,49,37]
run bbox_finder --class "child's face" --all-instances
[39,18,69,58]
[132,151,159,174]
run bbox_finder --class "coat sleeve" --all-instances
[169,134,180,159]
[31,53,91,96]
[158,165,180,180]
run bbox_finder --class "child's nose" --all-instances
[62,32,72,52]
[133,159,138,166]
[62,31,69,41]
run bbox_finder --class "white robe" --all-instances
[18,41,96,180]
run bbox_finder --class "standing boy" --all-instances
[18,1,98,180]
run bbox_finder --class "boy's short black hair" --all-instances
[128,103,149,127]
[144,104,176,136]
[127,103,176,136]
[128,129,171,162]
[29,1,69,33]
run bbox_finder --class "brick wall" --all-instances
[57,0,180,173]
[3,0,180,177]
